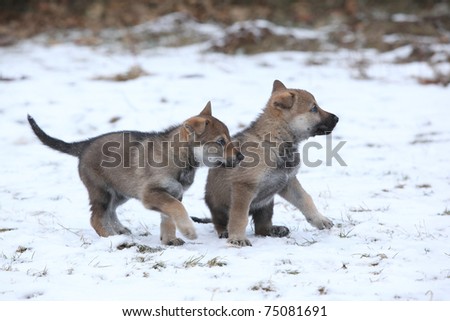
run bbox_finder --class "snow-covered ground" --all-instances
[1,22,449,301]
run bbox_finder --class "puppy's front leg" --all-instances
[227,183,255,247]
[142,189,197,245]
[279,177,333,229]
[159,214,185,246]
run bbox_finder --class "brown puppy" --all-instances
[203,80,339,247]
[28,102,243,245]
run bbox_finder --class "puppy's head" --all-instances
[183,102,243,168]
[268,80,339,139]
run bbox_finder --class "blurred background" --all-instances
[1,0,449,85]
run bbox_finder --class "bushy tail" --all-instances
[190,216,212,224]
[27,115,88,157]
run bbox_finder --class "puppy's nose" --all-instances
[333,115,339,123]
[236,152,244,161]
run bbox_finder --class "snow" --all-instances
[1,22,450,302]
[391,13,420,23]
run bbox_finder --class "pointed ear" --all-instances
[272,80,287,93]
[199,101,212,116]
[184,117,208,135]
[273,91,294,109]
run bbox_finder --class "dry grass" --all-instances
[183,254,206,268]
[210,23,320,54]
[207,257,227,268]
[318,286,328,295]
[93,65,149,82]
[116,242,163,253]
[417,69,450,87]
[251,280,276,292]
[1,1,447,61]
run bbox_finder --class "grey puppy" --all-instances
[200,80,339,247]
[28,102,243,245]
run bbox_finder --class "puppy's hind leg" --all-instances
[81,169,130,236]
[107,191,131,235]
[252,200,290,237]
[86,185,118,237]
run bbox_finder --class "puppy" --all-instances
[203,81,339,246]
[28,102,243,245]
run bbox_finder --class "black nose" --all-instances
[236,152,244,161]
[333,115,339,123]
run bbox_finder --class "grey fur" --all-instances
[28,102,242,245]
[203,80,339,247]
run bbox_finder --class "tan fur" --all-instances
[28,102,243,246]
[204,80,339,247]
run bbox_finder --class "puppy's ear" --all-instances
[272,80,287,93]
[184,117,209,135]
[199,101,212,116]
[273,91,294,109]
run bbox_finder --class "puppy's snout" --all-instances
[224,147,243,168]
[333,115,339,123]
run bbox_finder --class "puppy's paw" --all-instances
[182,228,198,240]
[308,215,334,230]
[269,225,290,237]
[227,238,252,247]
[116,226,131,235]
[165,238,186,246]
[178,221,198,240]
[218,231,229,239]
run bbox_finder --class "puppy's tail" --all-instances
[190,216,212,224]
[27,115,89,157]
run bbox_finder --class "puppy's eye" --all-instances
[311,105,318,113]
[217,138,226,146]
